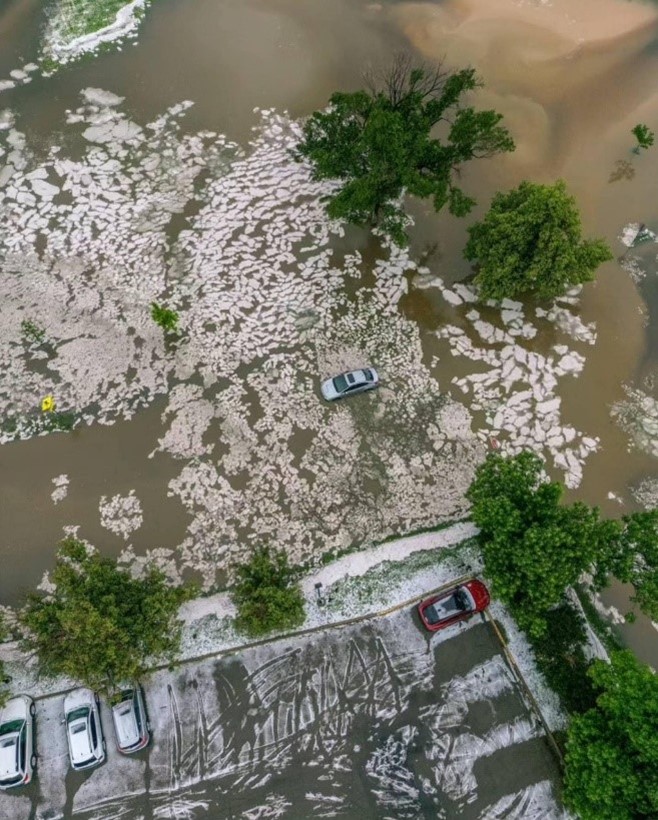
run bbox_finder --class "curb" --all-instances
[485,610,565,768]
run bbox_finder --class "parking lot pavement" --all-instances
[0,608,568,819]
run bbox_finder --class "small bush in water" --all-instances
[632,123,654,153]
[150,302,179,334]
[21,319,46,345]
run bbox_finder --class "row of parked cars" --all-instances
[0,685,149,790]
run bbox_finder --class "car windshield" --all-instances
[454,589,470,611]
[333,374,348,393]
[363,368,373,381]
[67,707,89,723]
[0,720,24,737]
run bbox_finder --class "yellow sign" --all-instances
[41,395,56,413]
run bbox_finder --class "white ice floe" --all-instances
[612,386,658,458]
[441,313,596,488]
[50,473,69,504]
[99,490,143,539]
[619,221,657,248]
[631,477,658,509]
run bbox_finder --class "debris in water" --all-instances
[619,222,657,248]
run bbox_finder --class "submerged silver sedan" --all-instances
[321,368,379,401]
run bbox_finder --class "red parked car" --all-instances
[418,579,490,632]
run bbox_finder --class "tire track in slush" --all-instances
[167,684,183,794]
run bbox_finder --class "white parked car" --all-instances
[111,686,150,754]
[0,695,36,789]
[64,688,105,771]
[321,368,379,401]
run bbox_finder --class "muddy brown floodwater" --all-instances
[2,0,658,664]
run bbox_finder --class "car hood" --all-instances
[0,698,28,724]
[64,688,95,713]
[321,379,338,400]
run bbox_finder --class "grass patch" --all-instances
[55,0,145,41]
[1,411,77,439]
[21,319,46,346]
[325,539,477,614]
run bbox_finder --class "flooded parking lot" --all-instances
[0,608,565,819]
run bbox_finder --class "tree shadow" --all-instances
[608,159,635,183]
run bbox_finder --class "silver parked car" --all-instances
[321,367,379,401]
[111,686,150,754]
[0,695,36,789]
[64,688,105,771]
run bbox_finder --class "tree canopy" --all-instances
[296,55,514,245]
[232,546,305,638]
[19,538,192,694]
[609,509,658,621]
[564,651,658,820]
[466,451,621,635]
[465,180,613,300]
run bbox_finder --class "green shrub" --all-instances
[632,123,654,153]
[150,302,179,334]
[20,319,45,345]
[45,411,76,432]
[232,547,305,638]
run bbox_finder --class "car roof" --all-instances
[112,694,140,748]
[68,711,93,764]
[0,731,20,780]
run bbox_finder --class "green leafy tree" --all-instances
[608,510,658,621]
[296,54,514,246]
[232,547,305,638]
[632,123,654,153]
[564,651,658,820]
[465,180,612,301]
[150,302,179,334]
[19,538,193,694]
[467,452,621,635]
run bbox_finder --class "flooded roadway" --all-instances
[1,0,658,663]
